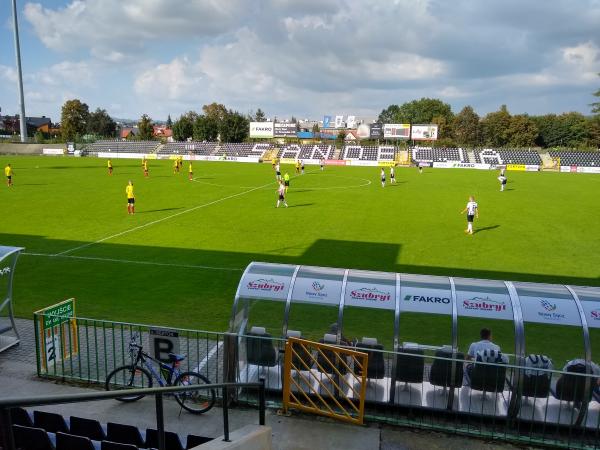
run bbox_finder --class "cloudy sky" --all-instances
[1,0,599,122]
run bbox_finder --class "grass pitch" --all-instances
[1,156,599,364]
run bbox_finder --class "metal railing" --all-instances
[32,314,600,449]
[0,379,266,450]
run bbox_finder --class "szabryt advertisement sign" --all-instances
[456,292,513,320]
[383,124,410,139]
[240,274,291,301]
[249,122,274,138]
[344,281,395,310]
[411,125,438,141]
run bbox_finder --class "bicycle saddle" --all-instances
[167,353,185,363]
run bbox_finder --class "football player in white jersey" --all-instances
[380,168,386,187]
[460,196,479,234]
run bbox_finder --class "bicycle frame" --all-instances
[130,344,182,387]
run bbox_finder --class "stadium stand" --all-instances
[341,145,397,161]
[411,147,465,162]
[549,151,600,166]
[159,141,217,156]
[82,140,159,155]
[218,143,273,158]
[473,149,542,165]
[8,409,214,450]
[277,144,334,160]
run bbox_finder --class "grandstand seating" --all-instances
[159,141,217,156]
[82,140,159,155]
[473,149,542,165]
[277,144,334,160]
[218,143,272,158]
[412,147,465,162]
[549,151,600,166]
[341,146,396,161]
[8,409,213,450]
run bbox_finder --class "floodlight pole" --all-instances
[11,0,27,142]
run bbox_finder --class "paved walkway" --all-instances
[0,318,528,450]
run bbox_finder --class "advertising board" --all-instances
[411,125,438,141]
[249,122,274,138]
[383,124,410,139]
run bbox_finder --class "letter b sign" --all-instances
[149,328,180,363]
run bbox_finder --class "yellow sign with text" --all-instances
[378,161,396,167]
[506,164,526,171]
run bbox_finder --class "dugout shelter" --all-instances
[229,262,600,427]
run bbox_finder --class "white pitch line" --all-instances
[23,252,243,272]
[195,341,224,374]
[55,179,277,256]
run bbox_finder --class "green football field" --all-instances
[1,155,599,364]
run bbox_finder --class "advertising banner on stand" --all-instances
[411,125,438,141]
[383,124,410,139]
[274,123,297,137]
[249,122,274,138]
[36,299,78,371]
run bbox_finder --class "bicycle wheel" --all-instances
[174,371,216,414]
[105,365,153,402]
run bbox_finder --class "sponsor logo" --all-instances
[0,267,11,277]
[536,298,565,321]
[462,297,507,312]
[303,280,328,299]
[453,163,475,168]
[404,294,450,304]
[247,278,285,293]
[350,287,391,303]
[590,310,600,320]
[540,299,557,311]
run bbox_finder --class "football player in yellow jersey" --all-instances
[142,158,148,177]
[107,159,113,175]
[5,163,13,187]
[295,159,301,174]
[173,158,178,174]
[188,161,193,181]
[126,180,135,214]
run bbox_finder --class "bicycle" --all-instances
[105,335,216,414]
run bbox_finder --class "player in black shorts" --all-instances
[380,168,386,187]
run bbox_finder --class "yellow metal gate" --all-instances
[282,337,368,425]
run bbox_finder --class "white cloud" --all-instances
[134,57,204,101]
[0,65,17,83]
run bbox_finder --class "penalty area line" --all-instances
[22,252,243,272]
[54,179,276,257]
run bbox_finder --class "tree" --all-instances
[481,105,511,147]
[254,108,266,122]
[172,113,195,141]
[587,116,600,148]
[137,114,154,140]
[312,123,320,133]
[337,130,346,142]
[193,115,219,141]
[87,108,116,137]
[533,112,589,148]
[506,114,538,147]
[61,99,89,141]
[166,114,173,128]
[591,73,600,115]
[396,98,453,124]
[378,105,400,124]
[202,103,228,122]
[453,106,480,147]
[219,110,248,143]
